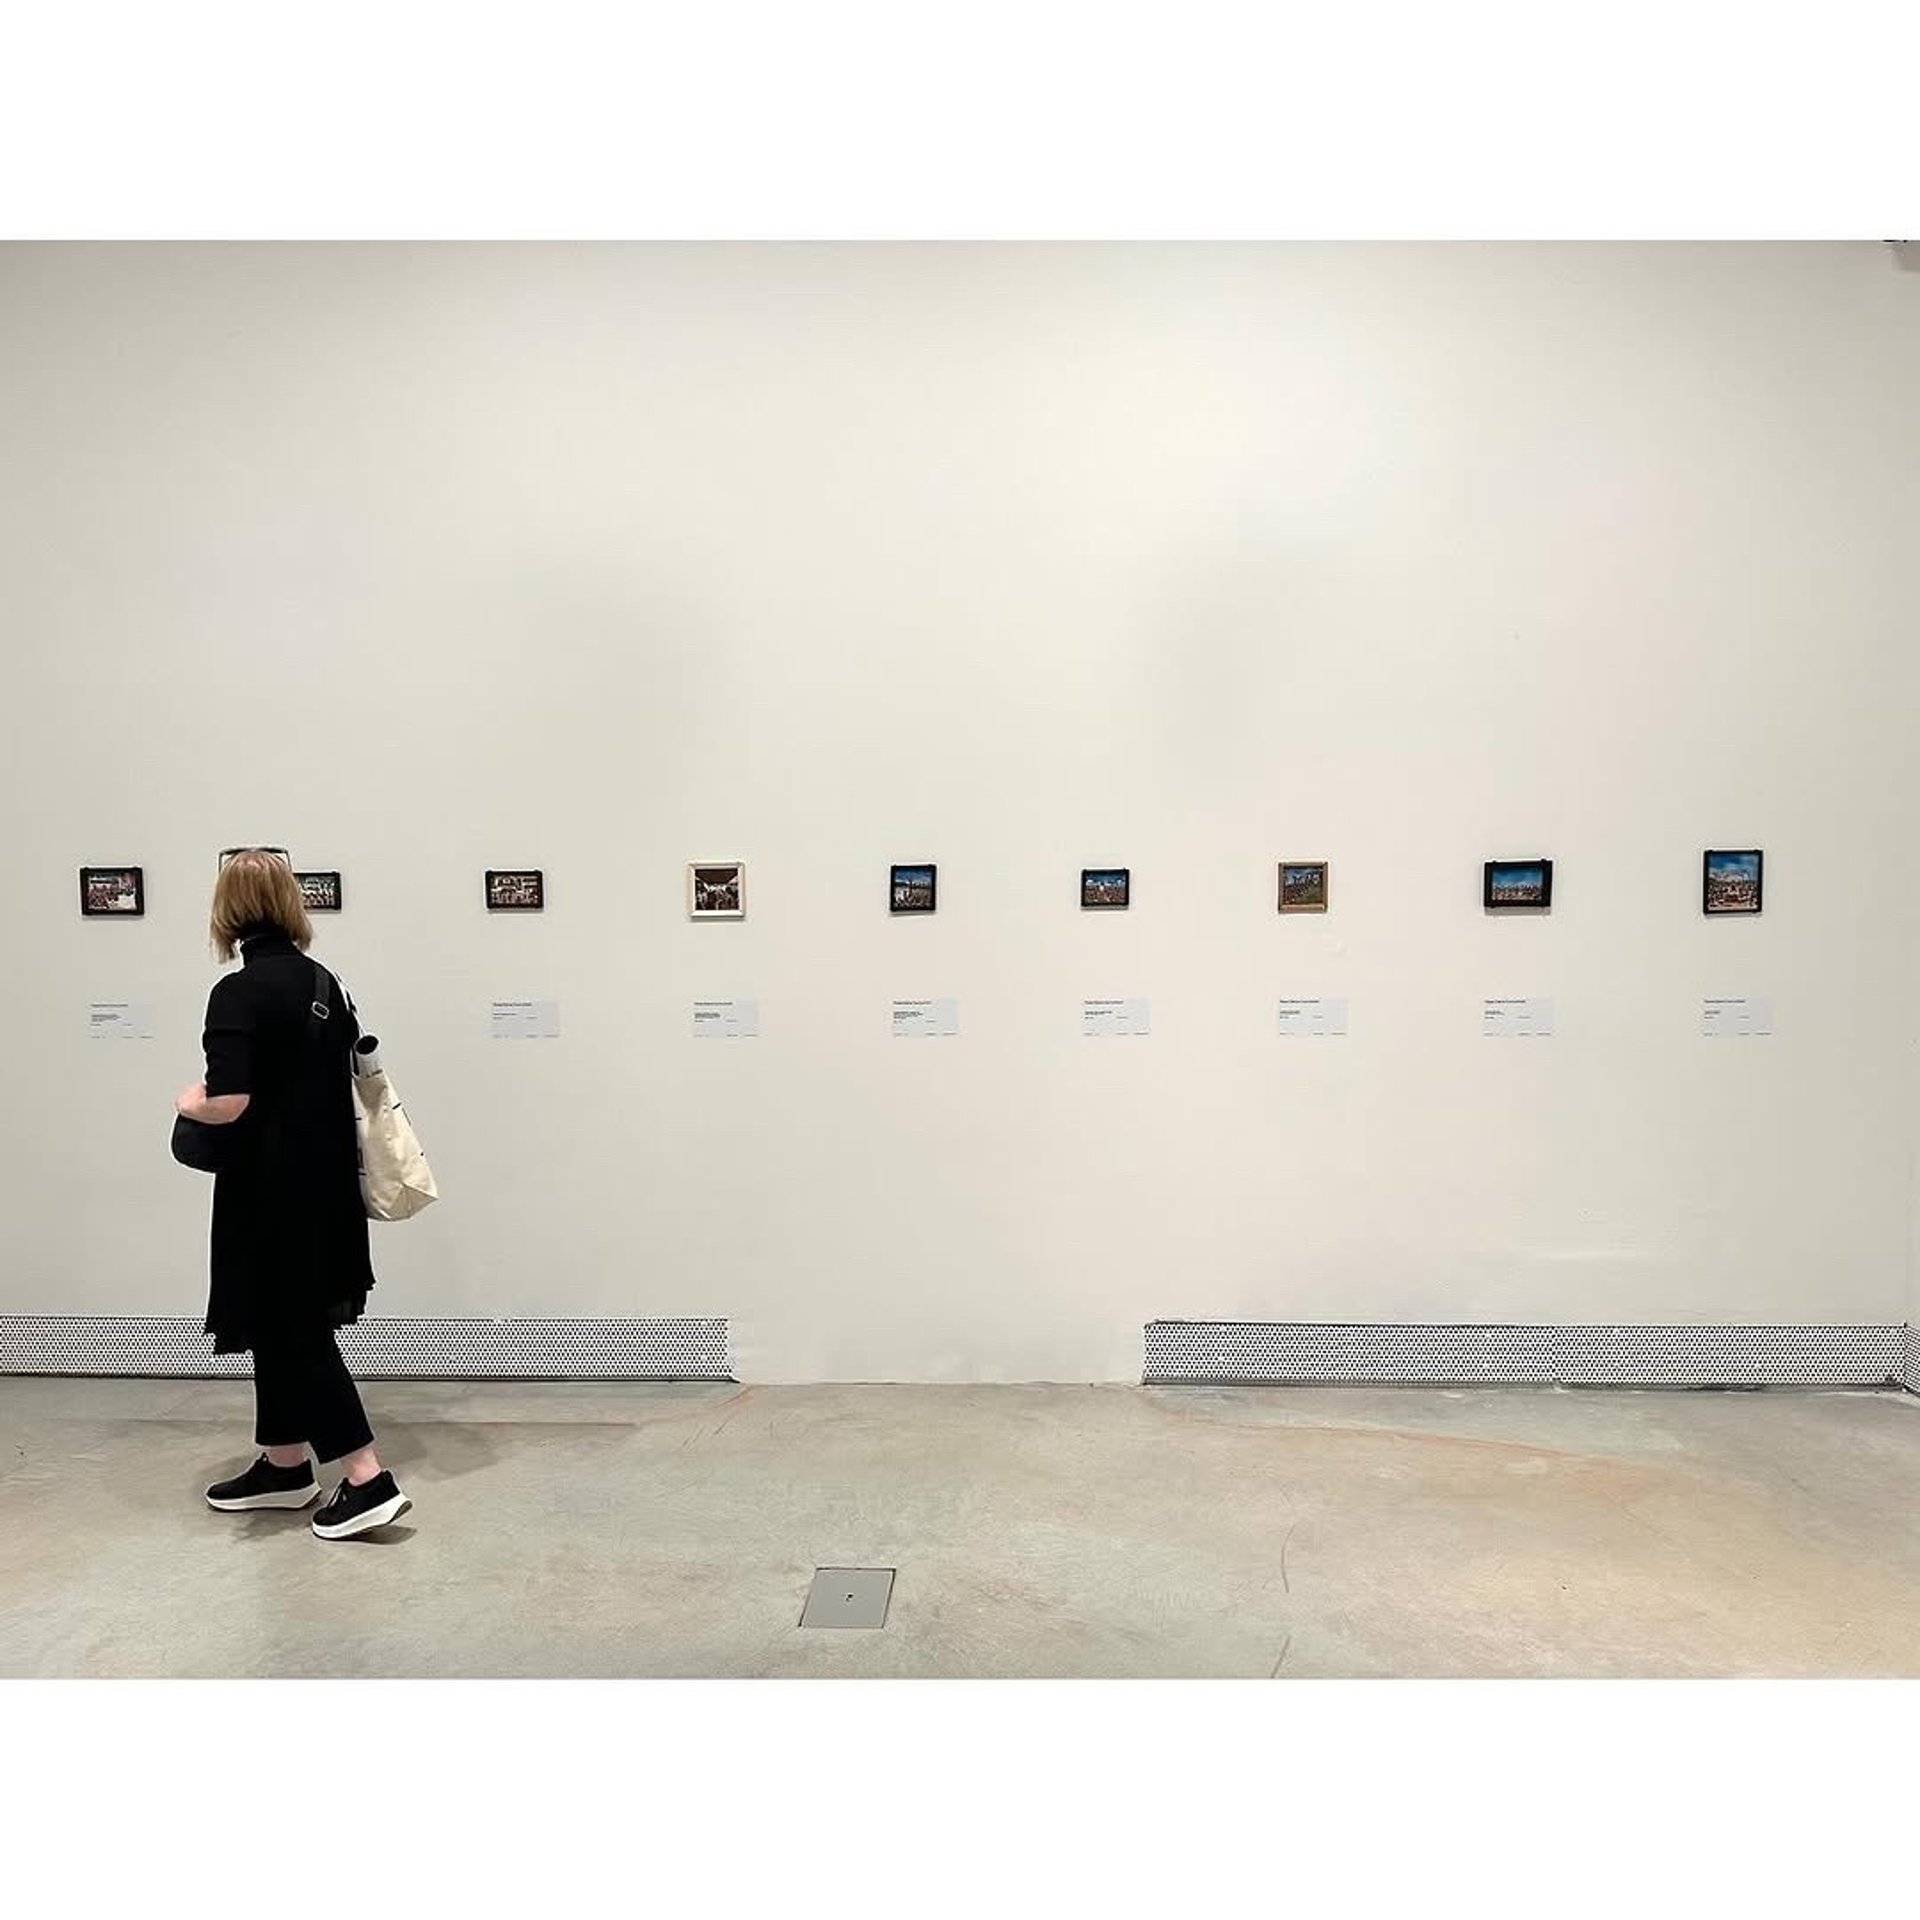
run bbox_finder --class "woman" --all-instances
[180,847,412,1539]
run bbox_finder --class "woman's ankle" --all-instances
[341,1447,382,1487]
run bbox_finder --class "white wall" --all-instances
[2,244,1916,1381]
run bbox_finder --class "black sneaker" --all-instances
[311,1470,412,1540]
[206,1454,318,1511]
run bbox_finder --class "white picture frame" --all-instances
[688,861,746,919]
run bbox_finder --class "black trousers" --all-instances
[252,1328,374,1464]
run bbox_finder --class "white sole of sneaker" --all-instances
[206,1484,320,1512]
[312,1493,413,1540]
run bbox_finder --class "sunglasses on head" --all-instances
[218,847,292,869]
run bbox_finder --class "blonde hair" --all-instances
[211,849,314,961]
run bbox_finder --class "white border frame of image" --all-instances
[687,860,747,920]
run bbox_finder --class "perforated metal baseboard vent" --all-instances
[0,1317,732,1380]
[1143,1322,1910,1388]
[1,1315,1911,1389]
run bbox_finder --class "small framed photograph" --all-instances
[80,866,144,917]
[890,864,937,914]
[1484,859,1553,911]
[486,868,545,912]
[1081,867,1130,910]
[689,861,745,919]
[1703,849,1763,915]
[1278,861,1329,913]
[296,870,343,913]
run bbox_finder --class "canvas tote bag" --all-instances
[350,1035,438,1220]
[328,968,438,1221]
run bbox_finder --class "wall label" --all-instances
[491,999,561,1039]
[1277,997,1348,1037]
[693,999,760,1038]
[88,1001,153,1039]
[1702,997,1771,1037]
[1482,997,1554,1037]
[1083,998,1151,1037]
[892,998,959,1037]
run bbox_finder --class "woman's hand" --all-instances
[178,1081,251,1125]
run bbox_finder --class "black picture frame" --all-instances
[296,870,343,913]
[1703,849,1763,915]
[80,866,144,917]
[890,864,937,914]
[1081,867,1130,910]
[1484,858,1553,912]
[486,868,545,912]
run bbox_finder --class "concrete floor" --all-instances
[2,1377,1918,1677]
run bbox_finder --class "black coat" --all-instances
[200,929,375,1353]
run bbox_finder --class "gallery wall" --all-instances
[2,242,1916,1382]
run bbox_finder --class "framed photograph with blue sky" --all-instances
[1081,867,1129,909]
[890,864,937,914]
[1703,849,1763,914]
[1278,861,1329,912]
[1484,858,1552,911]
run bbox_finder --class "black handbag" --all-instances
[170,963,333,1174]
[170,1111,238,1173]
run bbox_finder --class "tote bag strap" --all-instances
[258,960,337,1165]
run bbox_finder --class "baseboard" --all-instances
[0,1314,1909,1390]
[1143,1322,1911,1388]
[0,1317,732,1380]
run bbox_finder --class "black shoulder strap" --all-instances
[309,961,333,1030]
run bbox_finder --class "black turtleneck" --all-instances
[236,922,301,963]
